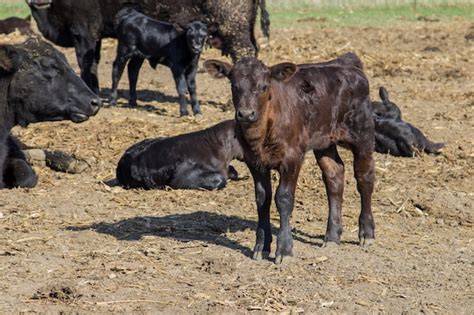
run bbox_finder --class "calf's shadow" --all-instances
[67,211,326,258]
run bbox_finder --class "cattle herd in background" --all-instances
[0,0,444,262]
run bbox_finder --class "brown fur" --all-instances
[205,54,376,263]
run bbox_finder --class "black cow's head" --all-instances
[0,38,101,127]
[185,21,208,54]
[372,86,402,121]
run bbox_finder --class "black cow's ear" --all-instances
[203,59,232,79]
[0,46,21,75]
[270,62,297,82]
[379,86,390,103]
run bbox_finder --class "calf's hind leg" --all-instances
[110,45,130,106]
[127,56,145,107]
[352,145,376,247]
[314,145,345,245]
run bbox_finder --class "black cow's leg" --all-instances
[74,35,100,94]
[172,68,189,116]
[185,67,201,115]
[314,144,345,245]
[352,146,376,247]
[248,164,272,260]
[110,45,129,106]
[127,56,144,108]
[274,161,302,264]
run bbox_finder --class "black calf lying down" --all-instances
[117,120,243,190]
[0,38,101,189]
[110,8,207,116]
[373,87,444,157]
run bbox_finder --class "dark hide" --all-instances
[110,8,207,116]
[116,120,243,190]
[0,38,101,189]
[373,86,445,157]
[0,15,32,35]
[205,54,375,264]
[27,0,270,93]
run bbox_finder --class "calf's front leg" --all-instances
[185,66,201,115]
[275,161,302,264]
[172,68,189,117]
[249,165,272,261]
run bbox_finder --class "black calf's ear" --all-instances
[379,86,390,102]
[270,62,297,82]
[203,59,232,79]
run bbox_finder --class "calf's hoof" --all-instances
[359,237,375,248]
[128,100,137,108]
[252,250,270,261]
[180,110,190,117]
[275,252,293,265]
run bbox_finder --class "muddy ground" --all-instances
[0,16,473,314]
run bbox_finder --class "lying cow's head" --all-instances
[0,38,100,127]
[372,86,402,120]
[186,21,208,54]
[204,57,297,124]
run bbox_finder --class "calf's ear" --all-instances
[0,46,20,75]
[203,59,232,79]
[270,62,297,82]
[379,86,390,103]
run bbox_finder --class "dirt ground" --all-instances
[1,16,473,314]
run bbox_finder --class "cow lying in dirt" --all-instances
[116,120,243,190]
[0,15,32,35]
[205,53,375,264]
[373,86,444,157]
[110,8,207,116]
[0,38,101,189]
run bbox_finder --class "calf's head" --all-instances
[0,39,100,126]
[372,86,402,120]
[204,57,297,124]
[186,21,208,54]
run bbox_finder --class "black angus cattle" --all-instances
[110,8,207,116]
[0,38,101,189]
[0,15,32,35]
[205,54,375,264]
[116,120,243,190]
[373,86,444,157]
[27,0,270,93]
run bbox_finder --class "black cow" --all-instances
[373,87,444,157]
[27,0,270,93]
[116,120,243,190]
[0,38,101,189]
[0,15,32,35]
[110,8,207,116]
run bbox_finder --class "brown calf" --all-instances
[205,54,375,264]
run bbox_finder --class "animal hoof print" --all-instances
[359,237,375,248]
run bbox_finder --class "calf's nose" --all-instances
[236,109,257,123]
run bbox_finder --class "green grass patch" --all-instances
[0,2,30,20]
[268,4,474,28]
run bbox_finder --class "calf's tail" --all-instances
[259,0,270,39]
